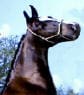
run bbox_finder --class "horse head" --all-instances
[23,5,80,47]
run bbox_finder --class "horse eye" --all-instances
[41,22,47,28]
[41,22,47,26]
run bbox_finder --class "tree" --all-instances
[0,36,18,92]
[66,88,79,95]
[57,86,65,95]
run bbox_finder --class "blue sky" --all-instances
[0,0,84,93]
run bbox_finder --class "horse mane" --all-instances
[1,34,26,94]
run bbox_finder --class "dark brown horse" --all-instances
[1,5,80,95]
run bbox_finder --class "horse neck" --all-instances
[7,30,56,95]
[10,31,49,87]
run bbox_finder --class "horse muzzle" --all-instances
[62,22,81,41]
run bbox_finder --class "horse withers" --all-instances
[1,5,80,95]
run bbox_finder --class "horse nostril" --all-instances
[71,23,80,32]
[73,23,81,38]
[75,23,81,32]
[72,25,77,31]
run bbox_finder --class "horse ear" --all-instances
[30,5,38,18]
[23,11,30,23]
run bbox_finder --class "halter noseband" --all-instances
[27,20,71,44]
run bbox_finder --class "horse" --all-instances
[1,5,80,95]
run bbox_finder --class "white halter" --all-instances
[27,19,71,44]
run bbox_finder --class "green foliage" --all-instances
[0,36,18,90]
[57,87,80,95]
[57,86,65,95]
